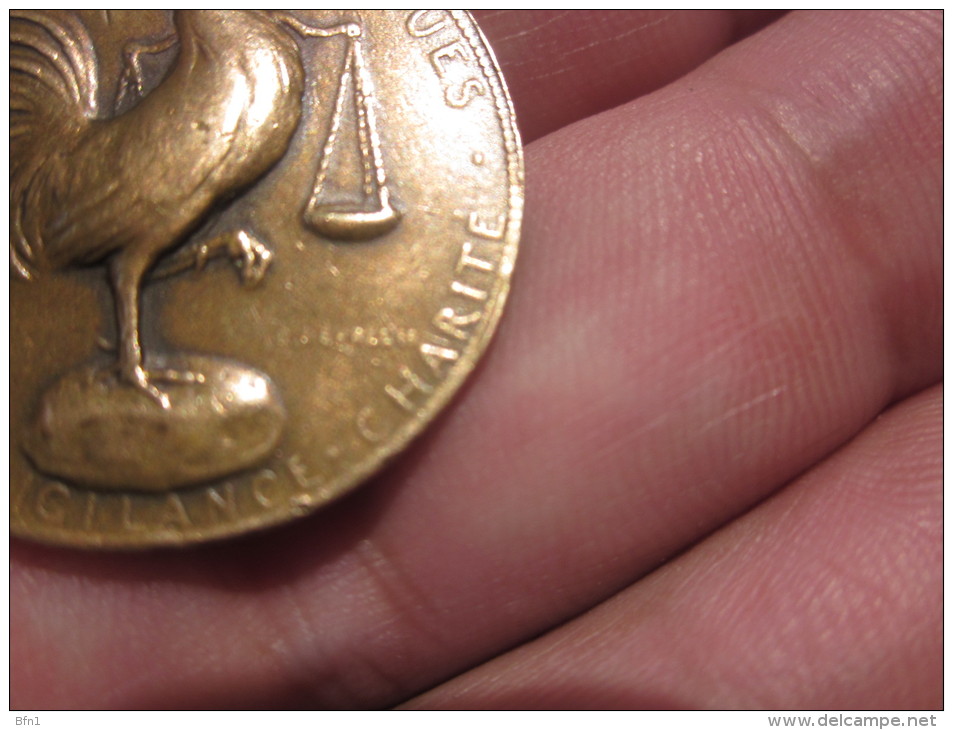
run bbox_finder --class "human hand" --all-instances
[12,10,940,709]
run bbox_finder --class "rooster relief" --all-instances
[10,10,400,492]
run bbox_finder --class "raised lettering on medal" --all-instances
[287,453,324,490]
[10,11,522,547]
[36,483,71,525]
[385,366,434,411]
[406,10,448,38]
[160,494,191,528]
[206,483,239,521]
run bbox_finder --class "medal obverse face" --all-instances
[10,10,522,547]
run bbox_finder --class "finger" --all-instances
[406,385,942,709]
[11,10,941,709]
[473,10,785,143]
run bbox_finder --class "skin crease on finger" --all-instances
[471,10,785,143]
[405,385,941,709]
[10,10,940,710]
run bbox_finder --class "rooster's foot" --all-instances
[118,365,172,410]
[150,230,273,285]
[150,368,206,385]
[114,364,206,410]
[226,231,273,287]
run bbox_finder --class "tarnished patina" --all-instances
[10,10,522,547]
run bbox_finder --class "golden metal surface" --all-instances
[10,10,523,547]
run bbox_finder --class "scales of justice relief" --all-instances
[11,11,403,493]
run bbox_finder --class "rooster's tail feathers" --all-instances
[10,11,98,280]
[10,10,99,142]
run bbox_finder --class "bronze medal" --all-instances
[10,10,523,547]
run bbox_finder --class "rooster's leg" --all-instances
[150,230,273,286]
[110,254,164,406]
[110,254,173,409]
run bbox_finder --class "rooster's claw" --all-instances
[230,231,273,287]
